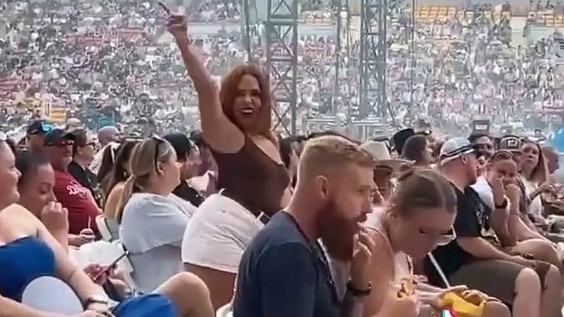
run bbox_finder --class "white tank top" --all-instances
[364,212,413,283]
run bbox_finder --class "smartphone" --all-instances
[93,251,130,280]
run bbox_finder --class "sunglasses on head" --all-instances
[488,149,517,163]
[152,135,165,170]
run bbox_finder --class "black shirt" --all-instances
[233,212,341,317]
[424,184,490,287]
[67,161,103,207]
[172,181,205,207]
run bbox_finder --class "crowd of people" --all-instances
[1,4,564,317]
[2,0,563,139]
[0,0,349,137]
[0,0,250,135]
[389,3,564,135]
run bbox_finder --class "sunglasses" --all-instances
[419,227,457,246]
[474,143,493,151]
[152,135,165,171]
[55,140,74,148]
[80,141,97,147]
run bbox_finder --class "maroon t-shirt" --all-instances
[54,170,99,235]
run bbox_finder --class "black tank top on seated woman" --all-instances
[210,136,290,217]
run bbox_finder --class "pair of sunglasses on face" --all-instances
[53,140,74,147]
[418,227,457,246]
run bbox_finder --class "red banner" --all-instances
[66,34,105,46]
[66,27,145,46]
[0,78,22,92]
[117,27,144,42]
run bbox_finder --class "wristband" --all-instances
[495,198,508,209]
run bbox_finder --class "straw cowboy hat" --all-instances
[361,141,413,172]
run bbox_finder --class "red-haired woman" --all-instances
[166,12,291,309]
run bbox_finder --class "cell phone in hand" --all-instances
[92,251,130,280]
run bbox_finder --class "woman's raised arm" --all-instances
[167,12,244,152]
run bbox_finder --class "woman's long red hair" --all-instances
[219,64,273,138]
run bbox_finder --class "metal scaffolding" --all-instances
[265,0,299,136]
[359,0,387,118]
[242,0,258,58]
[332,0,350,115]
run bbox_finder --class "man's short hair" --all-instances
[163,133,197,161]
[298,135,374,178]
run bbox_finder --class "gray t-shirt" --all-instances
[120,192,191,292]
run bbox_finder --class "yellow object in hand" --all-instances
[439,291,485,317]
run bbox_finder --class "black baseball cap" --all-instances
[44,129,76,146]
[391,128,415,155]
[163,133,197,159]
[498,135,522,152]
[189,130,207,148]
[27,120,54,135]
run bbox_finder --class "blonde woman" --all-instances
[520,140,551,222]
[119,137,192,293]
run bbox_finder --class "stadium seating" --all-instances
[415,5,511,25]
[414,5,458,23]
[536,10,564,27]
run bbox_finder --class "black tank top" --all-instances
[211,136,290,216]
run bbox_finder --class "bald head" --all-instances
[97,126,120,147]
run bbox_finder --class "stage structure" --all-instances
[332,0,350,114]
[359,0,387,118]
[265,0,299,135]
[242,0,258,57]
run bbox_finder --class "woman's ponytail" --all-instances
[116,175,137,224]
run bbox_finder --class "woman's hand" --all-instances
[539,182,556,194]
[72,306,114,317]
[419,285,468,310]
[40,202,69,233]
[510,254,537,267]
[165,13,188,39]
[86,302,113,315]
[70,311,108,317]
[489,176,506,206]
[83,263,112,285]
[69,228,96,247]
[505,184,521,206]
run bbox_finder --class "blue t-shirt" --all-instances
[232,212,341,317]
